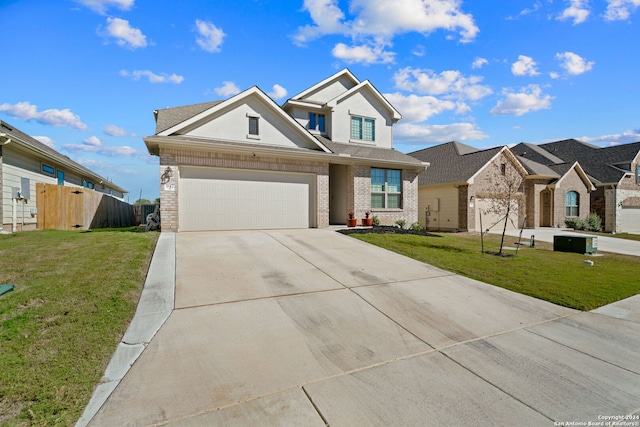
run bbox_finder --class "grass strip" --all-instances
[349,232,640,311]
[0,228,158,426]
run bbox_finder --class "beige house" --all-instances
[513,140,640,233]
[409,142,593,232]
[144,69,428,232]
[0,120,127,232]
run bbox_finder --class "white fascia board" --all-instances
[282,99,329,111]
[326,80,402,121]
[288,68,360,101]
[158,87,331,153]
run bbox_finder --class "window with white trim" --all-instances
[308,112,325,133]
[371,168,402,209]
[636,165,640,185]
[248,116,259,136]
[351,116,375,141]
[566,191,579,217]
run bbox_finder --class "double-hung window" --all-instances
[636,165,640,185]
[566,191,579,217]
[371,168,402,209]
[351,116,375,142]
[308,112,325,133]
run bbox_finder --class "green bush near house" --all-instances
[565,213,603,232]
[0,229,158,426]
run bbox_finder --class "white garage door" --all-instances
[179,167,316,231]
[475,198,521,232]
[621,206,640,233]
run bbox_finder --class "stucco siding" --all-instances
[305,76,356,104]
[331,90,393,148]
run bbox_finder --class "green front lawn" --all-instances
[0,229,158,426]
[349,232,640,311]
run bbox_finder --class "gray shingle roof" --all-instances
[512,142,565,165]
[538,139,640,185]
[0,120,127,193]
[315,136,424,165]
[517,156,561,177]
[154,101,223,134]
[408,142,503,185]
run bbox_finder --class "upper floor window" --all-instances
[566,191,579,217]
[57,170,65,186]
[371,168,402,209]
[248,116,259,136]
[41,164,55,176]
[308,113,325,133]
[636,165,640,185]
[351,116,375,142]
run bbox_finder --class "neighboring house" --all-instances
[0,120,127,232]
[409,141,593,232]
[144,69,428,232]
[513,139,640,233]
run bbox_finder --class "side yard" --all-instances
[0,229,158,426]
[349,231,640,311]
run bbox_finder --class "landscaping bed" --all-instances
[338,225,442,237]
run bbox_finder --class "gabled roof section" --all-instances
[154,101,222,134]
[512,142,565,165]
[0,120,127,193]
[325,80,402,122]
[289,68,360,101]
[409,141,503,186]
[153,86,331,153]
[517,156,561,178]
[550,161,595,191]
[537,138,640,185]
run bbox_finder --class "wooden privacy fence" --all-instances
[36,183,135,230]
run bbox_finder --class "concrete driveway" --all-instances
[84,229,640,426]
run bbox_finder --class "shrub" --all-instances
[395,219,407,229]
[410,222,422,231]
[372,215,380,226]
[565,213,602,232]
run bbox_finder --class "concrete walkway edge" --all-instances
[76,231,176,427]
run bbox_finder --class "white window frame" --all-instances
[247,112,261,140]
[371,168,402,209]
[566,190,579,217]
[350,115,375,143]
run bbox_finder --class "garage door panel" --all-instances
[179,167,315,231]
[621,206,640,233]
[476,198,521,232]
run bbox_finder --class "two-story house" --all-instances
[144,69,428,232]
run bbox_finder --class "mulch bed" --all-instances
[337,225,442,237]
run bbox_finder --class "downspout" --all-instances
[0,134,12,232]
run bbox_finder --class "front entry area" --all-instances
[178,166,316,231]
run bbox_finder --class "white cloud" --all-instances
[471,57,488,69]
[549,71,560,79]
[331,42,394,64]
[104,124,134,136]
[605,0,640,20]
[84,136,102,147]
[384,93,458,122]
[105,17,147,49]
[557,0,590,24]
[120,70,184,84]
[214,81,241,97]
[395,122,488,144]
[63,140,145,157]
[195,20,225,53]
[267,84,288,100]
[581,127,640,145]
[491,84,553,116]
[508,2,543,19]
[555,51,594,75]
[294,0,478,63]
[77,158,143,175]
[34,136,55,148]
[0,101,88,130]
[393,67,492,101]
[511,55,540,76]
[74,0,133,14]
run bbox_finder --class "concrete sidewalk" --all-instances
[489,227,640,256]
[81,229,640,426]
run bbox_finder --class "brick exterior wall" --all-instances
[458,185,469,231]
[554,168,590,228]
[159,148,329,231]
[158,147,419,230]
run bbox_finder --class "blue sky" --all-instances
[2,0,639,201]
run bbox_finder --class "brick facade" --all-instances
[159,147,419,230]
[554,168,591,228]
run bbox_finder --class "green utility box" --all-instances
[553,235,598,254]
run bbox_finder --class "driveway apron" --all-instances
[87,229,640,426]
